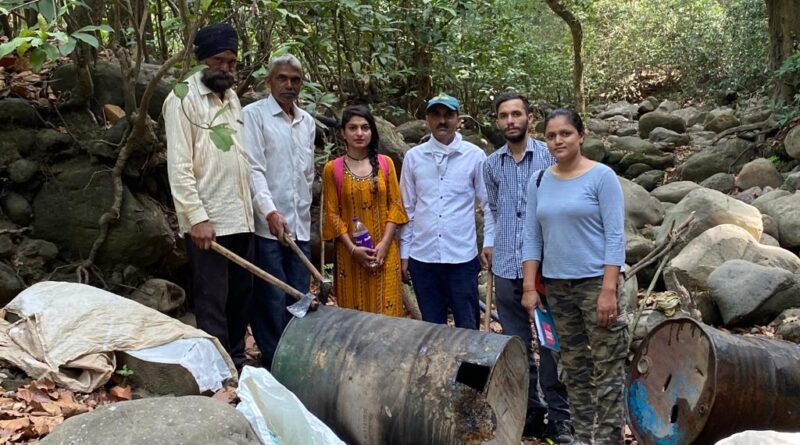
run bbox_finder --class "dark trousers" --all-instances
[185,232,254,370]
[408,257,481,329]
[494,276,571,423]
[251,236,311,369]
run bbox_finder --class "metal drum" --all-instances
[627,317,800,445]
[272,306,528,445]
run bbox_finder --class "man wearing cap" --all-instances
[399,93,494,329]
[164,23,254,371]
[242,54,315,370]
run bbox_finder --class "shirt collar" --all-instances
[266,94,304,123]
[424,132,465,155]
[500,136,538,159]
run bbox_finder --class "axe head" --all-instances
[287,292,318,318]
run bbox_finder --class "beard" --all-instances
[504,122,529,143]
[201,68,235,93]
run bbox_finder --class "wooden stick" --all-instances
[284,234,325,283]
[484,273,494,331]
[211,241,305,301]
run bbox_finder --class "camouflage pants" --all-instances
[545,276,627,445]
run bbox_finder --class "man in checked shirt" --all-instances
[483,92,573,443]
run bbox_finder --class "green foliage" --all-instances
[0,1,113,72]
[772,50,800,125]
[115,364,134,386]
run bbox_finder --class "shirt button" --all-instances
[438,234,442,238]
[440,196,443,199]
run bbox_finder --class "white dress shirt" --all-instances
[399,133,495,264]
[243,95,316,242]
[164,72,254,237]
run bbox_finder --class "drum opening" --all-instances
[456,361,491,392]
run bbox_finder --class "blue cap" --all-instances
[426,93,459,111]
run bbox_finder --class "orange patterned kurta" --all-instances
[322,156,409,316]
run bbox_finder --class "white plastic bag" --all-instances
[236,366,346,445]
[715,431,800,445]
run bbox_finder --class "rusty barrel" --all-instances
[271,306,528,445]
[626,317,800,445]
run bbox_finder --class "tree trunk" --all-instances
[766,0,800,103]
[544,0,585,113]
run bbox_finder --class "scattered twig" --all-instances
[0,228,29,235]
[710,118,778,145]
[625,213,694,281]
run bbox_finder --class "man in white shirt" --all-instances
[243,54,315,369]
[399,93,494,329]
[164,23,255,371]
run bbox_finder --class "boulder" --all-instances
[672,107,706,127]
[647,127,690,147]
[751,189,791,213]
[614,124,638,137]
[0,193,32,226]
[700,173,736,193]
[586,119,611,135]
[50,61,177,120]
[0,235,14,258]
[8,159,38,184]
[619,151,675,171]
[760,233,780,247]
[785,125,800,161]
[129,279,186,314]
[39,396,260,445]
[32,161,175,268]
[0,98,39,127]
[14,238,58,281]
[656,100,679,113]
[598,101,637,119]
[762,213,780,241]
[735,158,783,189]
[637,100,655,117]
[679,138,756,182]
[650,181,701,204]
[664,224,800,293]
[757,193,800,249]
[708,260,800,326]
[772,308,800,342]
[704,109,740,133]
[781,171,800,192]
[688,131,716,146]
[656,187,763,247]
[34,129,73,155]
[463,133,494,153]
[0,263,24,306]
[633,170,664,191]
[638,112,686,138]
[395,120,428,144]
[619,177,665,228]
[732,186,762,205]
[625,163,653,178]
[607,136,657,153]
[375,117,410,174]
[626,234,656,265]
[582,137,606,162]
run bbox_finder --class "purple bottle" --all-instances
[351,216,375,249]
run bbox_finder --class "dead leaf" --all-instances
[0,417,29,431]
[108,386,131,401]
[211,387,238,405]
[29,415,62,435]
[30,401,61,416]
[57,402,90,418]
[15,387,51,404]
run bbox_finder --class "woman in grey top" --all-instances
[521,109,627,445]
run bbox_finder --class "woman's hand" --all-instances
[374,240,390,268]
[521,289,543,318]
[352,246,377,268]
[596,287,618,328]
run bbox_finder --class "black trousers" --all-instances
[185,232,254,370]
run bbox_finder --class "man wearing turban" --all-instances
[163,23,255,373]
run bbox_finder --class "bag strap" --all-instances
[536,168,545,187]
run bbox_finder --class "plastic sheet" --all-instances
[236,366,345,445]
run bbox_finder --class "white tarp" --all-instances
[236,366,345,445]
[715,431,800,445]
[0,281,236,392]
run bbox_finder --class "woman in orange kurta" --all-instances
[322,105,409,316]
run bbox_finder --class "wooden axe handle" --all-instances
[284,234,325,283]
[211,241,305,301]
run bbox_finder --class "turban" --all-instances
[194,23,238,61]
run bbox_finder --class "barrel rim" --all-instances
[626,317,719,445]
